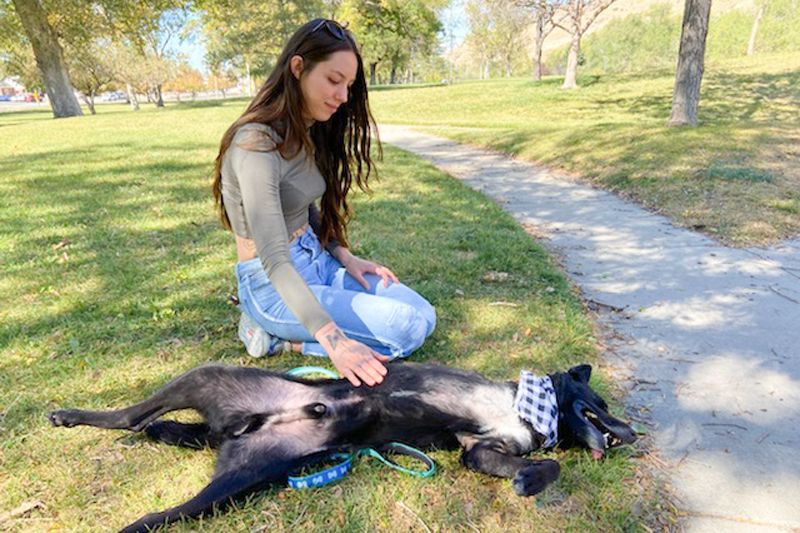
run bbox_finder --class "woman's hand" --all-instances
[336,248,399,290]
[315,322,390,387]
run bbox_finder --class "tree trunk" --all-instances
[155,84,164,107]
[668,0,712,127]
[390,64,397,84]
[245,61,253,97]
[533,41,543,81]
[747,1,766,56]
[532,15,545,81]
[369,62,377,86]
[11,0,82,118]
[125,82,139,111]
[562,32,581,89]
[81,93,96,115]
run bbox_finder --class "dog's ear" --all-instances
[567,364,592,384]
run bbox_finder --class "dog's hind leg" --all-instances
[461,443,560,496]
[144,421,222,449]
[48,364,263,432]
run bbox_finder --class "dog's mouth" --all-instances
[584,410,624,456]
[574,399,636,460]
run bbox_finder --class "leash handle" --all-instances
[360,442,436,478]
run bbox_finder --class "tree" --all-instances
[552,0,617,89]
[200,0,323,90]
[105,41,150,110]
[516,0,558,81]
[339,0,443,85]
[163,62,204,100]
[746,0,767,56]
[667,0,712,127]
[0,5,42,90]
[67,38,115,114]
[9,0,82,117]
[465,1,492,79]
[483,0,531,77]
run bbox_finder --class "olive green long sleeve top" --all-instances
[220,122,334,335]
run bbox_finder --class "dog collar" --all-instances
[514,371,559,448]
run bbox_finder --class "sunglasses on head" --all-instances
[311,19,346,40]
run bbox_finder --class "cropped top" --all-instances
[220,122,336,334]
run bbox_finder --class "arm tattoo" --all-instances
[325,329,345,350]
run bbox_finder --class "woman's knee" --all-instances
[419,299,436,336]
[386,303,432,357]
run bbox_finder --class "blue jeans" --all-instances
[236,227,436,359]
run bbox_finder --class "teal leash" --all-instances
[285,366,437,489]
[286,366,340,379]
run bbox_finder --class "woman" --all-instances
[212,19,436,387]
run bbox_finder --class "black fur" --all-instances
[49,361,636,532]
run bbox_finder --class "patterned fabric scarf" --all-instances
[513,371,559,448]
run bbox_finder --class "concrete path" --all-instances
[380,125,800,533]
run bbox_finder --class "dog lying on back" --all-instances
[49,362,636,532]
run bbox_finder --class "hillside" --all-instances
[540,0,756,54]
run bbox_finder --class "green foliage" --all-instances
[756,0,800,53]
[463,0,531,78]
[339,0,444,84]
[579,4,679,74]
[0,0,40,88]
[545,1,800,75]
[706,8,752,58]
[199,0,324,77]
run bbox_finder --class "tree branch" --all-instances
[581,0,617,34]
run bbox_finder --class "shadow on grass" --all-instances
[0,143,588,421]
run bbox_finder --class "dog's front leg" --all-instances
[117,458,287,533]
[117,434,308,533]
[460,443,560,496]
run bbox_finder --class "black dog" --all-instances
[49,361,636,532]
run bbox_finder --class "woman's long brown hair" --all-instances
[212,19,380,248]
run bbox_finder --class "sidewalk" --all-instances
[380,124,800,533]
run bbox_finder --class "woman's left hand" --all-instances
[342,252,399,290]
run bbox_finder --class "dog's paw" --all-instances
[512,459,560,497]
[48,409,81,428]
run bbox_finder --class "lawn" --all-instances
[370,52,800,246]
[0,102,668,531]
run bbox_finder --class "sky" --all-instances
[174,1,469,74]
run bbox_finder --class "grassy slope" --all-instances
[370,53,800,246]
[0,102,666,531]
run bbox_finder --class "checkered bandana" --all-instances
[513,371,559,448]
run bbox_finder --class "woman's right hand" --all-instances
[315,322,390,387]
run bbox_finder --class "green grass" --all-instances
[369,52,800,246]
[0,101,667,531]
